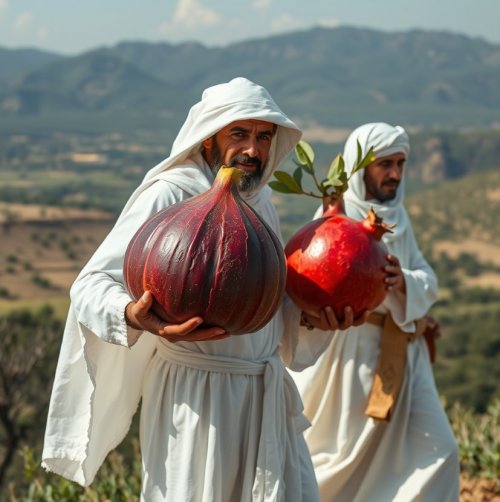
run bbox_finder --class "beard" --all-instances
[364,175,400,202]
[208,139,264,193]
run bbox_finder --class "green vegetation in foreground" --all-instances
[449,400,500,483]
[0,302,497,496]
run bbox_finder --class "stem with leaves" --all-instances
[269,140,375,203]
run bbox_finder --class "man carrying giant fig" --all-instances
[41,77,367,502]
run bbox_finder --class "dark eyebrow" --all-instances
[229,126,250,133]
[229,125,277,136]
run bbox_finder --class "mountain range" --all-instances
[1,26,500,134]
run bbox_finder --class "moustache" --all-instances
[383,179,400,188]
[229,155,262,170]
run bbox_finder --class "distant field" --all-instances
[0,202,112,223]
[0,296,70,320]
[407,170,500,248]
[435,240,500,267]
[1,163,500,318]
[1,192,500,317]
[0,217,113,315]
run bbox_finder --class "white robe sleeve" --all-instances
[279,295,335,372]
[42,180,190,486]
[384,223,438,331]
[71,181,184,347]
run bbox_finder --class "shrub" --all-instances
[9,441,142,501]
[449,399,500,482]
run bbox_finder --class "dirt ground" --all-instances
[461,475,500,501]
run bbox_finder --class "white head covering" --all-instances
[123,77,302,212]
[342,122,410,242]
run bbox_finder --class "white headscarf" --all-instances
[342,122,410,242]
[123,77,302,212]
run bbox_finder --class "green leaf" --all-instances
[351,145,375,176]
[268,180,298,194]
[322,177,343,188]
[295,141,315,174]
[339,172,348,185]
[273,170,303,193]
[359,146,376,168]
[293,166,303,187]
[357,140,363,166]
[326,154,344,180]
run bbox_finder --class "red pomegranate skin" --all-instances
[123,167,286,335]
[284,203,389,320]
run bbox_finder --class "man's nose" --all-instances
[389,165,403,179]
[242,137,259,157]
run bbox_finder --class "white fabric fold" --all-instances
[154,341,309,501]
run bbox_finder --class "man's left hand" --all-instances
[301,306,370,331]
[384,254,406,294]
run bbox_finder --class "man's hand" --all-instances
[125,291,230,343]
[422,315,441,363]
[423,315,441,339]
[301,306,370,331]
[384,254,406,294]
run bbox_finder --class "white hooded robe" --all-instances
[290,123,460,502]
[42,78,325,502]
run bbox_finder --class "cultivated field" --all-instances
[0,211,113,317]
[3,197,500,316]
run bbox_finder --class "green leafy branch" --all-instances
[269,140,375,200]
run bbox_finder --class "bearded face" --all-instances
[208,138,265,192]
[202,119,276,193]
[363,152,406,202]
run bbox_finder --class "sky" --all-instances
[0,0,499,55]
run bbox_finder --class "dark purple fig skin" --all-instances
[124,167,286,336]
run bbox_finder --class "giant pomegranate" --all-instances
[124,166,286,335]
[285,201,390,319]
[269,141,392,321]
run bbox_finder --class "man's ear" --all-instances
[201,138,212,163]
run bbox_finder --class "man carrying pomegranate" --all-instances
[42,77,358,501]
[290,122,460,501]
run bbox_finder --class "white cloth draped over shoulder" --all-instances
[291,123,460,501]
[42,78,324,501]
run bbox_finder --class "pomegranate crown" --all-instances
[269,140,375,202]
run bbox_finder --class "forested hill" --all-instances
[1,26,499,133]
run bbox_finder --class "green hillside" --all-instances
[1,26,500,132]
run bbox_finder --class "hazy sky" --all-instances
[0,0,498,55]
